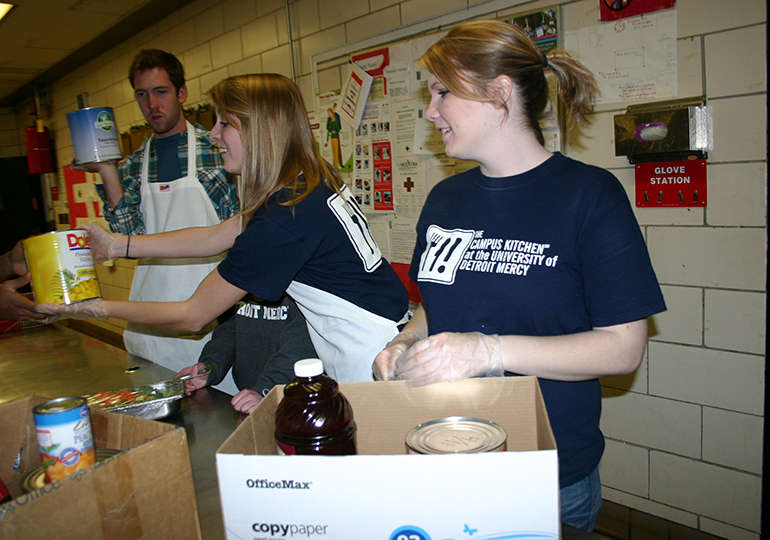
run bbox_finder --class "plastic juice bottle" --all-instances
[274,358,357,455]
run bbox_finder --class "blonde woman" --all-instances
[43,74,409,383]
[373,21,665,531]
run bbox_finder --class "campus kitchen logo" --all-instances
[246,478,313,490]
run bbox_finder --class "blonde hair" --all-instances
[208,74,343,224]
[420,20,599,144]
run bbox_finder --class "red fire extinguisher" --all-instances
[24,121,55,174]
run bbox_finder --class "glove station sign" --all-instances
[635,159,707,207]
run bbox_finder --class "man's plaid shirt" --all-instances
[96,124,239,234]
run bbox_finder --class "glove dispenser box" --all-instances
[614,97,712,163]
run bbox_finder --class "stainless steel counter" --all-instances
[1,323,608,540]
[0,323,241,540]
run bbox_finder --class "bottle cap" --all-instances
[294,358,323,377]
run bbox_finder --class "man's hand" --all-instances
[9,242,27,276]
[71,158,118,175]
[0,274,47,321]
[72,159,123,207]
[231,389,263,414]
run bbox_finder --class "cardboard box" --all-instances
[217,376,559,539]
[0,396,201,540]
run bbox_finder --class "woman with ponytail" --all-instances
[373,20,665,530]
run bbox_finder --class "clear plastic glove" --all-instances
[0,275,48,321]
[176,362,211,395]
[394,332,503,387]
[231,389,263,414]
[36,298,108,320]
[372,331,422,381]
[85,222,124,262]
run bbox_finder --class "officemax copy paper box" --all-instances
[216,376,559,540]
[0,395,201,540]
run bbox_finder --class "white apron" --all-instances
[123,122,238,394]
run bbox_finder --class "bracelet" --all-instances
[125,235,130,258]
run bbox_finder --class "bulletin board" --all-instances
[308,1,564,284]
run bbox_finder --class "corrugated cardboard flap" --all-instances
[0,395,201,540]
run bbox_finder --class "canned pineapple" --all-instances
[23,230,101,305]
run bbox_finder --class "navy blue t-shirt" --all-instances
[153,132,184,182]
[218,182,408,381]
[410,153,666,486]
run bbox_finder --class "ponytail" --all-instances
[544,48,599,128]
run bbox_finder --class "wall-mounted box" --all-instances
[614,97,712,163]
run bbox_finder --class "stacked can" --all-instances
[33,397,96,483]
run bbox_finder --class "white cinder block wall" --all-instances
[5,0,766,537]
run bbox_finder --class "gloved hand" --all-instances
[176,362,211,395]
[231,389,263,414]
[372,330,422,381]
[394,332,503,387]
[36,298,108,320]
[85,223,125,262]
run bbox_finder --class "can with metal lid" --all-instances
[405,416,507,454]
[33,397,96,482]
[67,107,122,164]
[23,230,101,305]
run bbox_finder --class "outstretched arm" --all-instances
[38,268,246,333]
[87,215,241,262]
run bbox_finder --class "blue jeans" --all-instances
[560,467,602,532]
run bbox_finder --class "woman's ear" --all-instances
[489,75,513,107]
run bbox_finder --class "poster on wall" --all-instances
[317,90,353,173]
[503,8,559,54]
[353,100,393,212]
[600,0,675,22]
[348,47,397,213]
[564,10,677,104]
[339,62,373,131]
[352,48,390,100]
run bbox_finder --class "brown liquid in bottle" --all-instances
[274,359,357,455]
